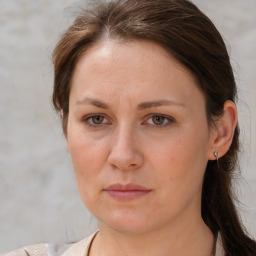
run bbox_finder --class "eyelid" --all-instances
[82,113,111,127]
[142,114,175,127]
[81,113,175,128]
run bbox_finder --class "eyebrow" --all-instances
[76,98,109,109]
[137,100,186,110]
[75,98,186,109]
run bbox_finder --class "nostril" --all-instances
[107,130,144,170]
[107,147,143,171]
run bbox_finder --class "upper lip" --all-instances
[104,183,151,191]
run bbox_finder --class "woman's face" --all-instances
[67,39,215,234]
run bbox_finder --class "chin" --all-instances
[97,210,155,234]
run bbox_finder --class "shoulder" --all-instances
[215,233,225,256]
[2,244,47,256]
[62,232,98,256]
[2,232,98,256]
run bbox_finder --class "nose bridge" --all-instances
[108,122,143,170]
[115,122,134,148]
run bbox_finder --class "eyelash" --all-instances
[144,114,175,128]
[82,114,110,128]
[82,114,175,128]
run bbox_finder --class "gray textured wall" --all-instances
[0,0,255,253]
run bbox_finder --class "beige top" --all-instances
[3,232,225,256]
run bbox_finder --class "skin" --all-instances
[66,39,237,256]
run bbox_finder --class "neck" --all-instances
[89,215,214,256]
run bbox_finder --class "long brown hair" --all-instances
[52,0,256,255]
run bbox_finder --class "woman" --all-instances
[5,0,256,255]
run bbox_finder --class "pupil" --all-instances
[92,116,103,124]
[153,116,164,125]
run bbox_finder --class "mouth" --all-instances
[103,183,152,201]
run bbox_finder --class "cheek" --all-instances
[151,126,209,193]
[67,129,108,198]
[68,125,105,168]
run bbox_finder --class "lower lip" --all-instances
[104,190,151,201]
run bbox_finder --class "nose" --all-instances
[107,126,143,171]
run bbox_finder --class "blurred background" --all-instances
[0,0,255,253]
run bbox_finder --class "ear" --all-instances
[208,100,238,160]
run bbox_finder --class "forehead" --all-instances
[74,39,193,79]
[70,39,203,107]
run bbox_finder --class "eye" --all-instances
[151,116,166,125]
[145,114,174,127]
[91,115,105,124]
[83,114,110,127]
